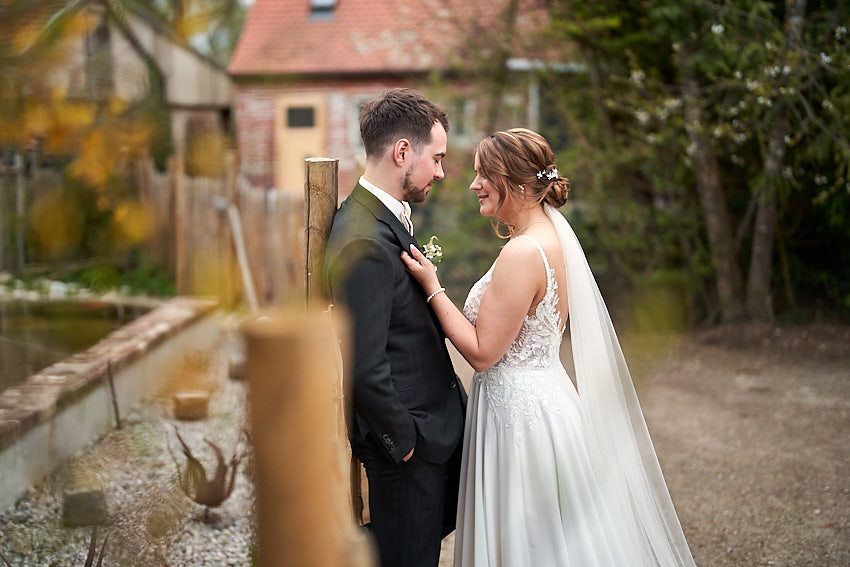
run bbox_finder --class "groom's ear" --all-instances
[393,139,410,166]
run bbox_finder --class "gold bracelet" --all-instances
[426,287,446,303]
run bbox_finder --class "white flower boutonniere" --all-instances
[422,235,443,267]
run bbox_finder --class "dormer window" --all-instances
[310,0,337,19]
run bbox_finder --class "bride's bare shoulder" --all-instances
[492,237,546,278]
[498,235,540,258]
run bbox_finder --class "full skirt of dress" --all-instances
[453,362,629,567]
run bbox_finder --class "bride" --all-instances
[401,128,696,566]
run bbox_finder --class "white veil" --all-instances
[545,204,696,566]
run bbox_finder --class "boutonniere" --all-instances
[422,235,443,266]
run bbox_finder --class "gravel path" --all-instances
[637,323,850,566]
[2,322,847,566]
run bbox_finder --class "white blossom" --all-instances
[711,24,725,35]
[757,96,773,107]
[814,174,828,185]
[635,110,650,125]
[782,65,791,75]
[820,52,832,65]
[746,79,761,91]
[686,142,697,157]
[663,97,682,110]
[734,71,743,79]
[836,26,847,40]
[731,154,742,164]
[630,69,645,87]
[782,166,794,180]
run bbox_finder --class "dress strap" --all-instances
[517,234,552,276]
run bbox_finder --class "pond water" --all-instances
[0,299,150,391]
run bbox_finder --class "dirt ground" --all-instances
[439,323,850,566]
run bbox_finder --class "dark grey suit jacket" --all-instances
[323,184,465,464]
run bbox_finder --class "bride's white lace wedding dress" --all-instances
[453,206,696,567]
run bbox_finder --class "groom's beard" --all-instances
[401,169,432,204]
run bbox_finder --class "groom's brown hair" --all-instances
[360,88,449,158]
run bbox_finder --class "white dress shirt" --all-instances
[359,176,413,235]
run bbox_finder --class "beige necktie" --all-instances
[401,202,414,236]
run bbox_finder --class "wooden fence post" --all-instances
[304,158,338,306]
[171,156,186,294]
[225,150,237,205]
[243,311,374,567]
[303,157,367,526]
[14,153,26,275]
[0,166,6,272]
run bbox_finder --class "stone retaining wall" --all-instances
[0,296,220,512]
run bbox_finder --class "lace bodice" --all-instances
[462,236,565,370]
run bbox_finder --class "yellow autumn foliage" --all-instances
[69,130,110,187]
[113,199,154,246]
[29,189,86,261]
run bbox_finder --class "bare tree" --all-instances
[745,0,807,322]
[677,46,746,322]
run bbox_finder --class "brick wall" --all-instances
[233,83,279,189]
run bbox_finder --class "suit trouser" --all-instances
[358,437,462,567]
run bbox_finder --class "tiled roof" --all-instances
[228,0,549,76]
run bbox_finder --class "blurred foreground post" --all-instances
[244,312,373,567]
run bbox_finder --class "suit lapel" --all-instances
[350,184,418,251]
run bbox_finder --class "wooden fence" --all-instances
[0,157,63,275]
[136,156,305,309]
[1,154,303,311]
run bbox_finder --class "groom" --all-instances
[323,88,466,567]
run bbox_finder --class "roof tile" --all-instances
[228,0,549,76]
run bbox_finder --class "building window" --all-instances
[446,97,477,145]
[310,0,337,19]
[348,96,369,167]
[287,106,315,128]
[450,99,469,136]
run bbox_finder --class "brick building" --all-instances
[228,0,559,196]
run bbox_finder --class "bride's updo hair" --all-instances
[475,128,570,209]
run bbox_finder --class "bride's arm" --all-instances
[401,239,542,372]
